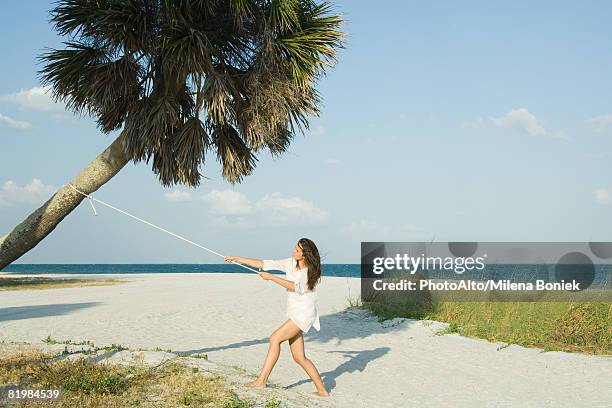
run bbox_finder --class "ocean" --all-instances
[2,264,611,286]
[1,263,361,277]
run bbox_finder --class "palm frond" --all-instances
[173,116,210,187]
[211,122,258,184]
[50,0,152,52]
[162,24,213,77]
[90,55,144,131]
[269,0,302,33]
[151,133,178,188]
[40,0,346,187]
[202,69,236,126]
[275,1,345,84]
[38,41,113,115]
[120,97,154,163]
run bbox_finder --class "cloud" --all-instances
[163,189,193,202]
[0,86,66,112]
[342,219,427,241]
[0,178,56,207]
[203,189,252,216]
[0,113,32,130]
[595,188,612,205]
[585,113,612,132]
[466,108,566,139]
[344,219,392,237]
[461,117,487,129]
[325,158,340,164]
[201,190,328,228]
[311,125,326,136]
[577,151,607,159]
[255,192,329,224]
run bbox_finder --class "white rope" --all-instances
[63,183,263,274]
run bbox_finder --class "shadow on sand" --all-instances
[174,306,432,392]
[0,302,101,322]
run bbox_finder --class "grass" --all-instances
[359,298,612,355]
[43,336,95,347]
[42,336,129,357]
[435,321,463,336]
[0,347,278,407]
[41,337,210,362]
[0,276,126,291]
[345,293,362,308]
[264,398,281,408]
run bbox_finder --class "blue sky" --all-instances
[1,0,612,264]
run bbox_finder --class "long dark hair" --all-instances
[295,237,321,291]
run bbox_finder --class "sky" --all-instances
[1,0,612,264]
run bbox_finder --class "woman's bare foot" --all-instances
[311,390,330,397]
[245,380,267,388]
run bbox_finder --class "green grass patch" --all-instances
[0,276,126,291]
[362,300,612,355]
[0,347,261,407]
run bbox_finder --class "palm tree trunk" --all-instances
[0,132,130,269]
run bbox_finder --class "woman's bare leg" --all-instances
[289,331,330,397]
[246,319,302,388]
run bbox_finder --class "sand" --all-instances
[0,272,610,407]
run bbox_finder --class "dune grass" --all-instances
[0,347,267,407]
[361,299,612,355]
[0,276,125,291]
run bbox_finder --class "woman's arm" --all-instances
[261,272,298,291]
[225,257,302,292]
[223,256,263,269]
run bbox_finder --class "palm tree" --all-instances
[0,0,345,269]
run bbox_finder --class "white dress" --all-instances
[262,257,321,334]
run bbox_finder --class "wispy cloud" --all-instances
[203,190,252,216]
[465,108,567,140]
[201,189,328,228]
[595,188,612,205]
[585,113,612,133]
[577,151,607,159]
[0,178,56,207]
[325,158,340,164]
[311,125,326,136]
[255,192,328,224]
[0,113,32,130]
[343,219,392,237]
[0,86,66,112]
[342,219,427,241]
[163,189,193,202]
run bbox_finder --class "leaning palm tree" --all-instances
[0,0,345,269]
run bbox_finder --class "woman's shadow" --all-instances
[175,304,432,392]
[283,346,389,392]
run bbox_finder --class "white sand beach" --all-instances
[1,272,611,407]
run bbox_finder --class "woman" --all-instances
[223,237,329,397]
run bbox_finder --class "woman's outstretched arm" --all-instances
[223,256,263,269]
[224,256,303,292]
[263,273,300,291]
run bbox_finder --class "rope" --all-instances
[63,183,263,275]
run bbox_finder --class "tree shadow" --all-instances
[86,349,124,363]
[176,337,269,356]
[0,302,101,322]
[283,347,390,392]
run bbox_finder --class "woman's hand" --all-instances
[258,271,274,281]
[224,255,241,263]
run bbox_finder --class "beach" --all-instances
[1,272,611,407]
